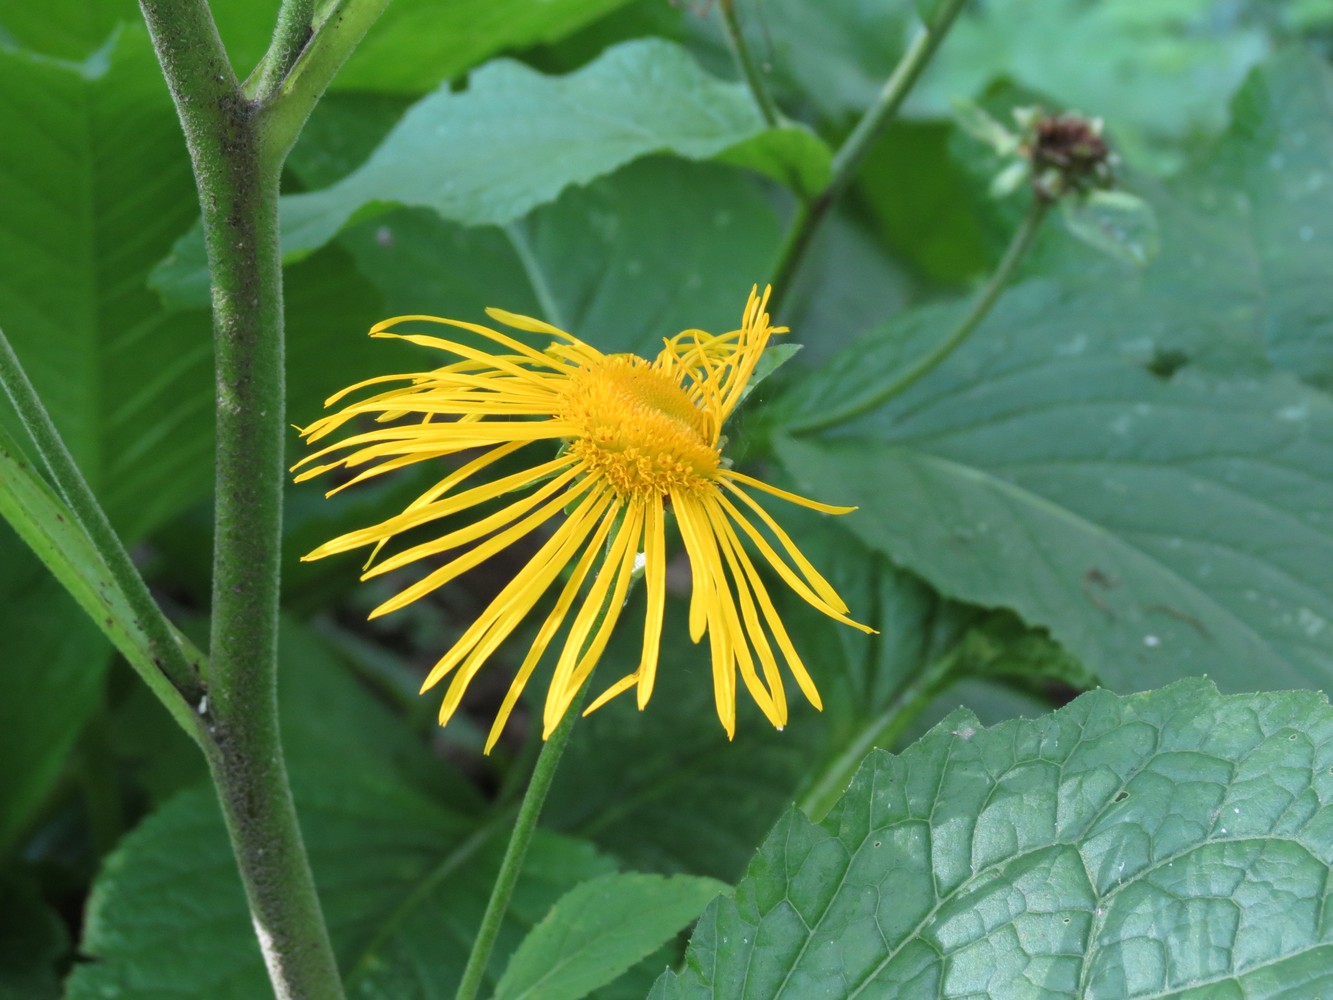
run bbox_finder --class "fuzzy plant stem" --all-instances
[767,0,972,313]
[787,194,1050,433]
[719,0,780,128]
[454,679,594,1000]
[137,0,344,996]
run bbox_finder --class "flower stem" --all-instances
[138,1,344,996]
[454,679,593,1000]
[719,0,780,128]
[0,327,204,710]
[788,193,1049,433]
[797,648,958,822]
[767,0,971,313]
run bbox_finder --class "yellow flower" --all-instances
[295,286,871,752]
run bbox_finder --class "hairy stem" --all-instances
[253,0,315,101]
[0,328,204,708]
[788,194,1049,433]
[768,0,971,312]
[258,0,394,169]
[137,1,344,996]
[720,0,780,128]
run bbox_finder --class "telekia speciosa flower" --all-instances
[294,286,871,752]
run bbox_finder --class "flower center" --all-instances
[560,355,719,497]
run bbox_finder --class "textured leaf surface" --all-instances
[0,27,213,541]
[153,39,827,306]
[768,53,1333,697]
[64,624,608,1000]
[654,681,1333,997]
[494,873,726,1000]
[1015,50,1333,389]
[775,280,1333,696]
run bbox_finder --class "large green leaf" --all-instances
[774,280,1333,696]
[494,873,726,1000]
[63,783,612,999]
[707,0,1272,171]
[152,39,828,307]
[1048,48,1333,388]
[332,0,639,94]
[0,539,109,854]
[0,27,214,542]
[64,622,607,999]
[328,156,783,360]
[654,680,1333,997]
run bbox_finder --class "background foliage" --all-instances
[1,0,1332,996]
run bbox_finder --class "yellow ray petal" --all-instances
[724,470,858,515]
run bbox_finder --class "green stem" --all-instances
[788,194,1049,434]
[767,0,971,313]
[257,0,394,169]
[720,0,780,128]
[0,328,204,707]
[137,1,344,997]
[253,0,315,102]
[454,680,593,1000]
[798,650,958,822]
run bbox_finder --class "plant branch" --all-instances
[253,0,316,102]
[257,0,394,170]
[768,0,971,313]
[138,0,344,996]
[788,193,1049,433]
[0,327,204,708]
[720,0,780,128]
[454,678,593,1000]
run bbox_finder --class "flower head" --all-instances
[295,286,871,752]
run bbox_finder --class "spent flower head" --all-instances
[294,287,872,752]
[954,100,1158,266]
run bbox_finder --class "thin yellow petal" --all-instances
[635,497,668,708]
[723,470,858,515]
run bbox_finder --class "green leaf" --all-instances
[63,783,612,1000]
[0,0,129,59]
[774,280,1333,696]
[915,0,1272,174]
[0,424,166,682]
[655,680,1333,997]
[0,870,67,1000]
[494,873,726,1000]
[1059,189,1160,266]
[65,622,607,999]
[332,0,640,94]
[0,27,214,541]
[1018,50,1333,387]
[334,157,783,358]
[152,39,829,307]
[0,536,109,853]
